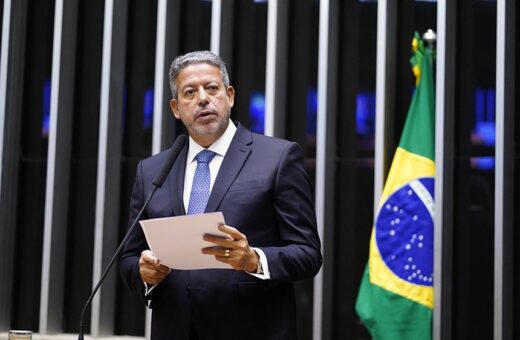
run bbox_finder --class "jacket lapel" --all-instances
[205,124,253,213]
[169,142,188,216]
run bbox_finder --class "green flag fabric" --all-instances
[355,32,435,340]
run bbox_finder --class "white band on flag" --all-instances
[409,179,435,219]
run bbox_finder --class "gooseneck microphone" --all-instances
[78,135,187,340]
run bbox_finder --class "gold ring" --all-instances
[225,249,230,257]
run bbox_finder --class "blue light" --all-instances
[475,121,495,146]
[143,87,154,130]
[356,91,376,137]
[249,91,265,134]
[306,88,318,137]
[42,79,51,137]
[472,157,495,171]
[472,87,495,147]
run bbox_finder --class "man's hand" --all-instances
[202,224,259,272]
[139,250,171,285]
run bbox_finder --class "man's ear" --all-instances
[227,86,235,108]
[170,98,180,119]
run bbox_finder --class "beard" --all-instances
[184,109,231,138]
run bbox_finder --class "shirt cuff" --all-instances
[248,247,271,280]
[144,281,158,296]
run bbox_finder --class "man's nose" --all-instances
[197,88,209,105]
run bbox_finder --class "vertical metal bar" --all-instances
[494,2,505,338]
[373,0,396,212]
[433,3,447,338]
[148,0,169,336]
[0,0,11,191]
[264,0,288,138]
[313,0,329,337]
[0,0,20,330]
[92,0,114,332]
[40,0,79,333]
[434,0,456,339]
[494,0,515,339]
[0,0,28,330]
[153,0,167,156]
[92,0,128,335]
[433,0,448,340]
[373,0,387,210]
[39,0,64,331]
[211,0,222,55]
[314,0,339,338]
[0,3,10,322]
[264,0,277,137]
[145,309,152,340]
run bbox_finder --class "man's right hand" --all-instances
[139,250,171,285]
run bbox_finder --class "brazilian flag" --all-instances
[355,32,435,339]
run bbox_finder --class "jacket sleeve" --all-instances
[260,142,323,281]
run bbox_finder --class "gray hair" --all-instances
[169,50,230,99]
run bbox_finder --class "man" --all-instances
[119,51,322,340]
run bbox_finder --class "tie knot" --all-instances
[196,149,216,164]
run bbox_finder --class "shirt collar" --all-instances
[187,120,237,163]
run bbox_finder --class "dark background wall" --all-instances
[0,0,517,339]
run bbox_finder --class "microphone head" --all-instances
[152,134,188,187]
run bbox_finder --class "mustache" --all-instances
[194,108,217,118]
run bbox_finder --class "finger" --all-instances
[150,269,168,280]
[141,250,159,265]
[140,261,165,273]
[201,246,226,256]
[155,264,171,275]
[203,233,236,248]
[141,268,167,284]
[217,224,244,240]
[201,247,236,265]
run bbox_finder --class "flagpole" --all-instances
[423,29,437,66]
[423,29,436,46]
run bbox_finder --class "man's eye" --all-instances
[207,85,219,92]
[184,89,194,97]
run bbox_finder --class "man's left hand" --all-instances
[202,224,258,272]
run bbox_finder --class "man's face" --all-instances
[170,63,235,147]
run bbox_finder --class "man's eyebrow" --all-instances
[179,84,195,93]
[180,79,220,91]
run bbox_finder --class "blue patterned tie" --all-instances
[187,149,216,214]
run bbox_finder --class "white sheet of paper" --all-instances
[139,212,231,270]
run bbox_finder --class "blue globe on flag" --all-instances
[375,177,434,286]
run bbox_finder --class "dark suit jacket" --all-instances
[119,123,322,340]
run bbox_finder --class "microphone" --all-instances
[78,134,187,340]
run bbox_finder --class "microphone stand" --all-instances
[78,185,159,340]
